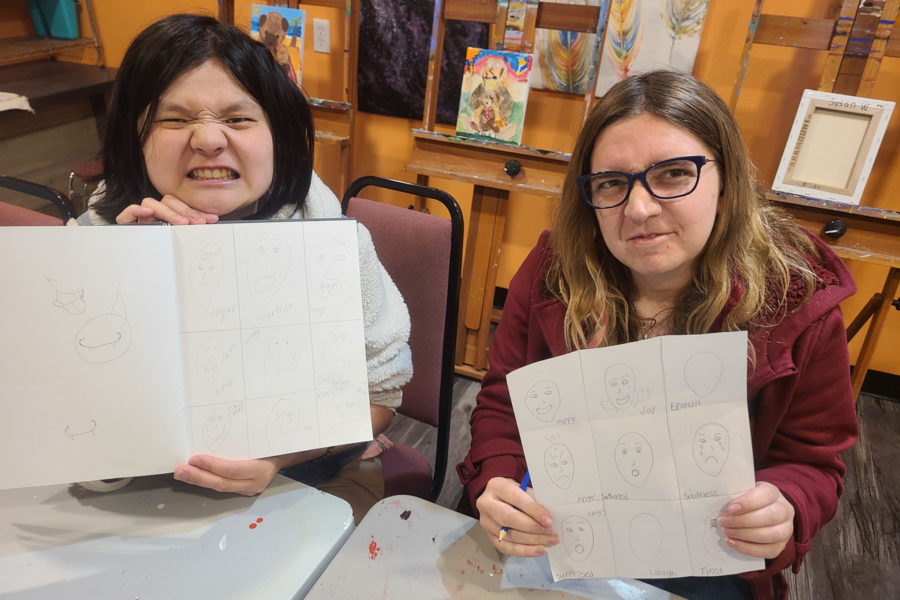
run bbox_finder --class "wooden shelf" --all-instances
[0,37,97,68]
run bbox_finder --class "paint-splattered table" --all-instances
[0,474,353,599]
[306,495,680,599]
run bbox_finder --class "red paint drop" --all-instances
[249,523,257,529]
[256,517,264,523]
[368,536,381,559]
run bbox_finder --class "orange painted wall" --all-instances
[9,1,899,375]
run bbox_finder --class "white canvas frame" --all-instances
[772,89,894,205]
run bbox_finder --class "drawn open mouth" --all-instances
[631,469,640,478]
[535,404,553,414]
[77,332,122,349]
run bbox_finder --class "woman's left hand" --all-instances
[173,454,283,496]
[718,481,795,559]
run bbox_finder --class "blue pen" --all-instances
[498,470,531,542]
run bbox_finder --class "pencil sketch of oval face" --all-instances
[544,443,574,489]
[561,515,593,562]
[266,398,300,453]
[202,408,231,451]
[75,293,131,364]
[266,329,298,371]
[605,363,636,410]
[248,234,290,305]
[189,243,224,308]
[309,237,352,299]
[629,513,663,564]
[615,432,652,487]
[684,352,723,397]
[693,423,729,476]
[196,335,224,385]
[525,380,561,422]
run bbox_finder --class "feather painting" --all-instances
[538,30,592,93]
[662,0,710,63]
[605,0,643,78]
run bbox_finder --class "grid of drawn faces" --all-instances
[508,332,760,578]
[175,220,370,460]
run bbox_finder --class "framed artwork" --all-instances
[250,4,306,87]
[530,0,606,94]
[456,47,533,144]
[772,90,895,206]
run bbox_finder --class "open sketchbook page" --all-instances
[0,220,372,490]
[174,220,371,459]
[0,226,186,488]
[507,331,764,580]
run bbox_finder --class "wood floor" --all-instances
[384,377,899,600]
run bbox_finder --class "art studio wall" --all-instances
[5,0,898,377]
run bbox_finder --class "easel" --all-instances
[219,0,358,195]
[407,0,608,379]
[730,0,900,400]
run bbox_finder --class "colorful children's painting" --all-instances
[250,4,306,87]
[456,47,533,145]
[530,0,607,94]
[595,0,709,96]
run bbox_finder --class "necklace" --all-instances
[633,304,674,340]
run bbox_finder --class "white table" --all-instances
[0,474,353,599]
[306,495,682,599]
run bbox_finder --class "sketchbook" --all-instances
[0,219,372,490]
[507,331,764,580]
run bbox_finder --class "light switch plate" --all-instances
[313,18,329,53]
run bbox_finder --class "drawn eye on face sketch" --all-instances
[693,423,729,476]
[525,380,561,422]
[196,335,225,385]
[544,443,574,489]
[629,512,663,564]
[202,408,231,451]
[615,432,653,487]
[683,352,723,398]
[248,234,290,305]
[75,291,132,364]
[605,363,636,410]
[189,243,224,308]
[561,515,593,562]
[48,277,86,314]
[266,398,301,453]
[309,237,351,299]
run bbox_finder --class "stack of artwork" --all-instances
[250,4,306,87]
[0,220,372,490]
[507,331,763,580]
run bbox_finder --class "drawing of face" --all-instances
[703,510,732,559]
[248,234,290,305]
[202,408,231,450]
[629,513,663,564]
[309,237,351,299]
[693,423,729,476]
[196,335,224,385]
[544,443,574,489]
[189,243,224,308]
[683,352,723,398]
[615,432,652,487]
[525,380,561,422]
[266,330,298,371]
[561,515,593,562]
[266,398,300,453]
[605,363,636,410]
[75,293,132,364]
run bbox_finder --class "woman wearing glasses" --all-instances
[457,70,858,600]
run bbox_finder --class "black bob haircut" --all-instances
[93,13,315,222]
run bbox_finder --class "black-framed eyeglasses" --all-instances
[577,155,717,210]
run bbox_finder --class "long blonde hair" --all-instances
[548,70,818,350]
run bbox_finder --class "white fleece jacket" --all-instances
[77,172,412,410]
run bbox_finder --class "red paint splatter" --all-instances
[249,517,264,529]
[249,523,257,529]
[256,517,263,523]
[368,535,381,559]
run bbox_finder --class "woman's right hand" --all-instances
[115,195,219,225]
[476,476,558,557]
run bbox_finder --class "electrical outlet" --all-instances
[313,18,330,54]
